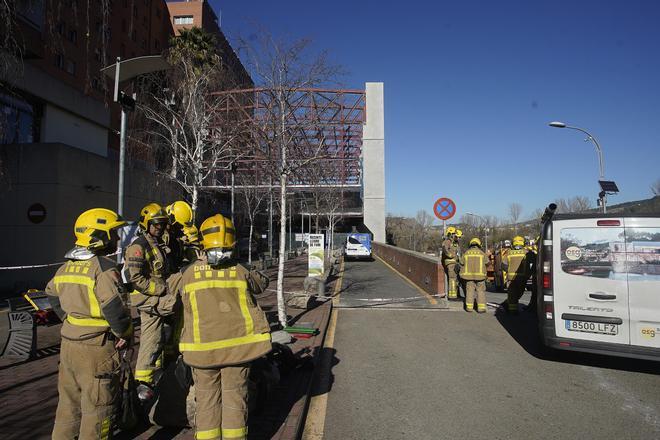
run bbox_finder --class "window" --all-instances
[56,21,65,35]
[625,228,660,278]
[1,94,40,144]
[174,15,193,25]
[65,58,76,75]
[67,29,77,44]
[560,227,626,278]
[54,53,64,69]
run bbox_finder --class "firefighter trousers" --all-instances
[444,263,458,299]
[465,280,487,312]
[507,277,527,313]
[52,337,119,440]
[135,311,164,385]
[135,291,179,385]
[192,364,250,440]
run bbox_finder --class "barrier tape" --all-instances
[0,251,120,271]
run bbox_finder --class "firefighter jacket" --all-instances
[459,247,488,281]
[503,247,528,281]
[123,233,170,308]
[442,239,458,265]
[168,258,272,368]
[45,254,132,343]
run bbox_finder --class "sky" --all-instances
[211,0,660,222]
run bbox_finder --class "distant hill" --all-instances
[589,195,660,214]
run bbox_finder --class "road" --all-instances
[320,259,660,440]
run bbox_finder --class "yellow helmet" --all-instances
[512,235,525,247]
[469,237,482,247]
[455,229,463,238]
[74,208,126,249]
[200,214,236,250]
[166,201,193,228]
[182,224,200,245]
[446,226,456,236]
[138,203,168,231]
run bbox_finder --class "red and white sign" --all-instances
[433,198,456,221]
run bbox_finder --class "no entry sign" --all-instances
[433,198,456,221]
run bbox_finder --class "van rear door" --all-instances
[624,218,660,348]
[553,218,629,345]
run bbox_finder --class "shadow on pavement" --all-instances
[495,307,660,375]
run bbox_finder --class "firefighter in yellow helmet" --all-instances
[165,200,194,270]
[502,235,529,314]
[441,226,460,299]
[123,203,177,400]
[459,237,488,313]
[45,208,132,439]
[181,223,202,264]
[524,236,540,313]
[168,214,271,440]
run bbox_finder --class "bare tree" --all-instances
[652,179,660,196]
[239,32,343,327]
[508,203,523,233]
[235,171,268,265]
[413,210,434,252]
[139,28,244,216]
[555,196,592,214]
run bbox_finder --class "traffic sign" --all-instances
[27,203,47,224]
[433,198,456,220]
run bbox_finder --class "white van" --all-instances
[344,233,372,260]
[536,205,660,361]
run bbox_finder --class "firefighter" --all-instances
[502,235,529,314]
[181,223,202,264]
[123,203,176,399]
[459,237,488,313]
[165,200,194,270]
[524,236,539,313]
[441,226,459,299]
[454,229,464,296]
[45,208,132,439]
[168,214,271,440]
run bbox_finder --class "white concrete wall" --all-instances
[42,104,108,156]
[362,82,386,243]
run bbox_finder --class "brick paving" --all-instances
[0,256,337,440]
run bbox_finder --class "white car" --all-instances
[536,205,660,361]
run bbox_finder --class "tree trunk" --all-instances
[276,171,288,328]
[248,222,254,265]
[191,186,199,220]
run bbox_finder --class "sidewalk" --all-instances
[0,255,339,440]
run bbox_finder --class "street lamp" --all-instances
[548,121,618,213]
[465,212,488,252]
[101,55,170,261]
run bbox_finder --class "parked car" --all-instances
[536,204,660,361]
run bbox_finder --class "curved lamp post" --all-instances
[548,121,615,213]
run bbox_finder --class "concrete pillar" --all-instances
[362,82,385,243]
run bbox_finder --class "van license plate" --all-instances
[565,320,618,335]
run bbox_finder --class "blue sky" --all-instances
[212,0,660,222]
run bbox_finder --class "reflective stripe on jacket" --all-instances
[505,248,528,280]
[460,248,487,281]
[173,261,271,368]
[45,256,123,341]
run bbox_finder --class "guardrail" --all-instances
[372,242,446,297]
